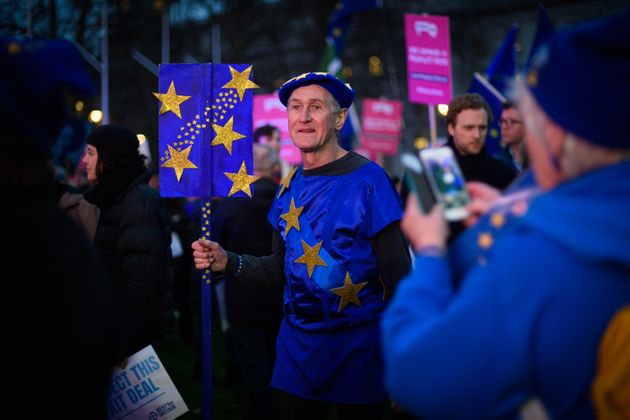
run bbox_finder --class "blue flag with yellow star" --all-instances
[155,63,259,198]
[467,72,506,156]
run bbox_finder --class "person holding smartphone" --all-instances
[382,10,630,419]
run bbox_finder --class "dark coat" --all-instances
[86,166,174,359]
[447,138,516,191]
[211,177,283,327]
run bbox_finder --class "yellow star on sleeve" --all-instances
[153,81,192,119]
[222,65,259,101]
[277,166,297,198]
[211,116,246,155]
[478,232,494,249]
[161,144,198,181]
[294,240,327,278]
[224,161,260,197]
[280,197,304,235]
[490,212,505,229]
[330,272,368,313]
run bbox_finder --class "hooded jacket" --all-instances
[382,162,630,419]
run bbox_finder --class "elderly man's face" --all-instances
[448,108,488,156]
[287,85,345,153]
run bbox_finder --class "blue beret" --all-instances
[526,9,630,149]
[278,72,355,109]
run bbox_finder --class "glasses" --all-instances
[500,118,523,127]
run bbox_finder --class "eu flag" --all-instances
[320,1,382,150]
[485,24,518,97]
[468,72,506,156]
[526,4,555,70]
[155,63,258,198]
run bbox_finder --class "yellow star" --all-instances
[280,198,304,235]
[161,144,198,182]
[222,65,259,101]
[294,240,327,278]
[277,166,297,197]
[478,232,494,249]
[490,212,505,229]
[153,81,191,119]
[330,272,368,313]
[224,161,260,197]
[211,116,246,155]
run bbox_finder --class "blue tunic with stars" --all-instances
[381,163,630,418]
[268,151,404,403]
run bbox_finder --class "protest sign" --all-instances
[106,345,188,420]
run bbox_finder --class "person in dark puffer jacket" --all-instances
[83,124,174,362]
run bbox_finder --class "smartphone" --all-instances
[401,152,437,214]
[419,146,470,221]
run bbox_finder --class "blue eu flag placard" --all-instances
[155,63,258,198]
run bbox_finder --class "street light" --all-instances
[89,109,103,124]
[437,104,449,116]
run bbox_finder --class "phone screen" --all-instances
[419,147,469,221]
[400,152,436,214]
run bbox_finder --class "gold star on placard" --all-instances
[161,144,198,181]
[153,81,191,119]
[478,232,494,250]
[295,240,327,278]
[330,272,368,313]
[211,116,246,154]
[225,161,260,197]
[222,65,259,101]
[490,212,505,229]
[277,166,297,198]
[280,198,304,235]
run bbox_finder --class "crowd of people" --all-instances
[3,8,629,420]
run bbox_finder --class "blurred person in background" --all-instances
[83,124,175,363]
[211,143,284,420]
[497,100,529,173]
[1,35,118,418]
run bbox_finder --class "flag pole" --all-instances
[428,105,437,147]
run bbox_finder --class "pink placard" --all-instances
[360,98,403,156]
[405,14,452,105]
[253,93,302,164]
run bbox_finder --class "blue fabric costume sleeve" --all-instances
[364,163,403,238]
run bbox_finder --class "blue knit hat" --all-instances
[278,72,355,109]
[526,9,630,150]
[0,35,95,153]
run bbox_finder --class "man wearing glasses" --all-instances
[498,101,529,173]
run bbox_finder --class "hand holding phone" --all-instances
[419,147,470,221]
[401,152,437,214]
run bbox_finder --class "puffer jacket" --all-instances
[86,167,174,360]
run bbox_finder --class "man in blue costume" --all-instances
[193,73,410,419]
[381,9,630,419]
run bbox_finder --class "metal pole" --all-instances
[101,5,109,124]
[161,6,170,64]
[428,105,437,147]
[212,24,221,64]
[26,0,32,36]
